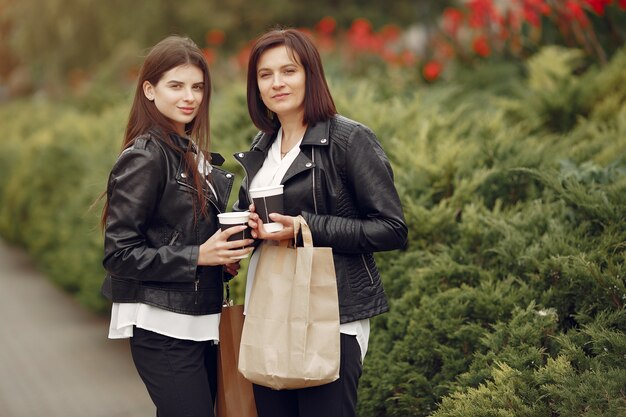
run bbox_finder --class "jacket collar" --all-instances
[169,132,192,149]
[252,118,332,152]
[167,132,225,166]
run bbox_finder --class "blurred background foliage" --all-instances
[0,0,452,97]
[1,0,626,416]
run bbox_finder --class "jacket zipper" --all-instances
[168,231,180,245]
[312,149,318,214]
[177,179,223,211]
[362,254,374,284]
[176,179,196,192]
[312,148,374,286]
[168,228,199,302]
[180,170,231,304]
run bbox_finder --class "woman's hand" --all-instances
[197,226,254,266]
[248,203,296,241]
[224,261,241,277]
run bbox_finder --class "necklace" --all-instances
[279,125,306,159]
[280,139,298,159]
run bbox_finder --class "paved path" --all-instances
[0,240,154,417]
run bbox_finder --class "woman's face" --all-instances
[256,46,306,121]
[143,64,204,135]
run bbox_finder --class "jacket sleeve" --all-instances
[302,125,407,254]
[102,144,199,282]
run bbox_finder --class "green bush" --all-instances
[355,46,626,416]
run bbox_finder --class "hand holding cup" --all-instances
[248,205,296,241]
[198,214,254,266]
[249,185,284,233]
[217,211,253,259]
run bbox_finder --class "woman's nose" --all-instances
[183,87,195,101]
[272,74,284,88]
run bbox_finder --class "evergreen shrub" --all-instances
[356,46,626,416]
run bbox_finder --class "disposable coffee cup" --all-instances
[217,211,252,259]
[249,185,284,233]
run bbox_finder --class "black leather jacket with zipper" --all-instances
[101,132,235,315]
[234,115,407,323]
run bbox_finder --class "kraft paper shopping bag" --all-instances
[238,216,340,390]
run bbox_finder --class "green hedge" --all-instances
[0,45,625,416]
[355,46,626,416]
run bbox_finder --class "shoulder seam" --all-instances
[133,133,152,150]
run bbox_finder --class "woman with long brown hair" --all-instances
[100,35,253,417]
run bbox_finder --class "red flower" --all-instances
[583,0,612,15]
[379,24,402,43]
[518,0,549,27]
[472,35,491,57]
[619,0,626,9]
[467,0,498,28]
[349,18,373,37]
[316,17,336,36]
[206,29,225,46]
[348,18,374,51]
[423,60,443,81]
[505,8,522,31]
[523,8,542,27]
[442,7,464,36]
[565,0,590,26]
[522,0,551,15]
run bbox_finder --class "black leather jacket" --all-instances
[234,115,407,323]
[101,132,235,315]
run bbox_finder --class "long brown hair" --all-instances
[247,28,336,134]
[100,35,212,229]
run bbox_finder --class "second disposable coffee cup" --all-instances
[249,185,284,233]
[217,211,252,259]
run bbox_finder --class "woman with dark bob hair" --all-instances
[233,28,407,417]
[100,35,253,417]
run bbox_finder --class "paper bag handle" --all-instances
[292,215,313,247]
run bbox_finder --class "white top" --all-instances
[108,303,220,341]
[108,149,220,342]
[244,128,370,361]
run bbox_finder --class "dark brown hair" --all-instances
[100,35,212,229]
[247,28,336,134]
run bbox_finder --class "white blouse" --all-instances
[244,128,370,361]
[108,149,220,342]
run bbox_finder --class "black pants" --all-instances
[129,327,218,417]
[252,333,363,417]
